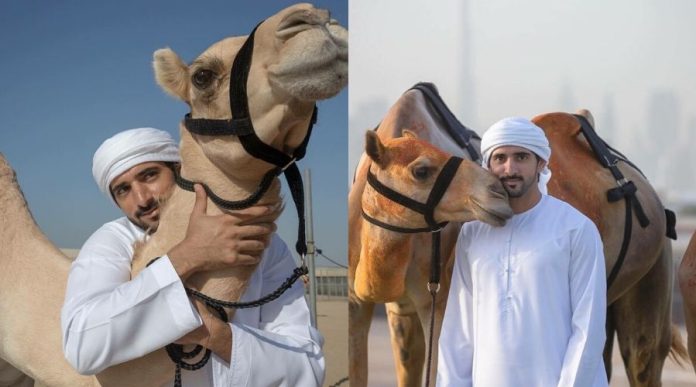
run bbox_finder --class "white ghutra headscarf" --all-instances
[92,127,180,204]
[480,117,552,194]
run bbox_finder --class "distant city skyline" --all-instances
[350,0,696,207]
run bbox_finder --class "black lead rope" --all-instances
[361,156,463,387]
[146,256,308,387]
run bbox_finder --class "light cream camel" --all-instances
[0,154,97,387]
[0,3,346,387]
[533,109,688,386]
[678,230,696,370]
[348,85,513,386]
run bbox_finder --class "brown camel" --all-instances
[678,230,696,370]
[349,100,688,386]
[348,84,513,386]
[0,3,346,386]
[533,110,688,386]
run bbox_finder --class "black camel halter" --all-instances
[164,22,315,386]
[179,22,316,257]
[362,155,463,387]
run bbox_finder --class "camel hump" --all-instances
[575,108,595,128]
[0,153,16,182]
[0,152,32,217]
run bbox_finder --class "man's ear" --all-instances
[536,157,547,173]
[365,131,389,169]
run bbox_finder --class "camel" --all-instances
[348,84,513,386]
[349,96,687,386]
[678,230,696,370]
[0,3,347,386]
[532,110,687,386]
[0,154,96,387]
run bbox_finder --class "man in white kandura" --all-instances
[61,127,324,386]
[436,117,607,387]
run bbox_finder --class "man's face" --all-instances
[488,146,545,199]
[109,161,176,231]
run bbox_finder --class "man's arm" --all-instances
[557,220,608,387]
[61,185,274,375]
[210,235,325,387]
[61,223,202,374]
[436,229,475,387]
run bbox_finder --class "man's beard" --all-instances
[129,199,161,232]
[500,175,534,198]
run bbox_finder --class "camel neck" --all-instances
[178,126,282,208]
[355,220,413,302]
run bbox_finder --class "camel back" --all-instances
[533,112,670,300]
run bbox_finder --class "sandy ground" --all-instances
[366,307,695,386]
[317,298,349,387]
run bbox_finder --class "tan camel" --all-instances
[0,154,96,387]
[348,85,513,386]
[678,230,696,370]
[533,110,687,386]
[0,3,346,387]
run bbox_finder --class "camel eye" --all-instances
[412,165,431,181]
[192,69,215,89]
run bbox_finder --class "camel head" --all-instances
[362,130,512,229]
[152,3,348,187]
[355,130,511,301]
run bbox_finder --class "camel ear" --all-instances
[402,129,418,139]
[365,131,389,168]
[153,48,190,103]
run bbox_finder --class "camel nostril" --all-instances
[278,9,329,37]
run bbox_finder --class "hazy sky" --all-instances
[350,0,696,202]
[0,1,347,267]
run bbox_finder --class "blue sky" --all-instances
[0,1,347,267]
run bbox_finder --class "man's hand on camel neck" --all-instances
[169,184,277,280]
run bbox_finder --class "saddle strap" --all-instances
[606,198,633,289]
[410,82,481,162]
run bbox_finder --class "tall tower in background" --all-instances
[643,89,680,191]
[599,93,616,146]
[458,0,477,129]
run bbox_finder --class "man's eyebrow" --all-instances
[514,151,533,156]
[136,166,161,178]
[111,181,128,193]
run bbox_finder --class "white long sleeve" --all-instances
[434,195,607,387]
[61,218,201,374]
[61,218,324,386]
[213,234,325,386]
[557,220,608,387]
